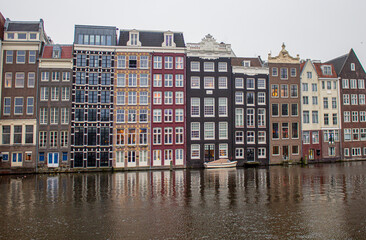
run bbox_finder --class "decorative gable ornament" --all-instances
[268,43,300,64]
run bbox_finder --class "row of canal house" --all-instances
[0,16,366,172]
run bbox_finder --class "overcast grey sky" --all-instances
[3,0,366,66]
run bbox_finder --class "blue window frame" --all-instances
[39,152,45,162]
[62,152,68,162]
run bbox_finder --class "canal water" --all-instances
[1,162,366,239]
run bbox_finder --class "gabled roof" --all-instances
[6,21,40,32]
[326,53,348,75]
[118,30,185,47]
[231,57,263,67]
[42,45,73,59]
[313,62,338,78]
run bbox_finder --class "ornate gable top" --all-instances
[186,34,236,58]
[268,43,300,63]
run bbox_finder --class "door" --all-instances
[246,148,255,162]
[48,153,59,168]
[11,153,22,167]
[204,144,215,162]
[309,149,314,160]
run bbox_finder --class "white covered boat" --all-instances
[204,159,237,169]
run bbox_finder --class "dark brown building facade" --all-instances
[268,44,301,164]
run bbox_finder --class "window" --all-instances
[323,97,328,109]
[128,55,137,68]
[322,65,332,75]
[352,111,358,122]
[257,92,265,105]
[128,74,137,87]
[236,148,244,158]
[175,109,184,122]
[154,56,162,69]
[50,108,58,124]
[116,129,125,145]
[204,62,214,72]
[60,131,68,147]
[311,111,318,124]
[175,74,184,87]
[13,126,22,144]
[235,92,244,104]
[359,94,365,105]
[164,56,173,69]
[302,83,308,92]
[4,72,12,88]
[351,94,358,105]
[191,122,200,140]
[101,56,111,68]
[138,91,148,105]
[258,131,266,144]
[128,110,137,123]
[164,74,173,87]
[351,63,355,71]
[219,122,228,139]
[361,129,366,141]
[2,126,10,144]
[174,91,184,105]
[280,68,288,79]
[255,108,265,128]
[50,87,59,101]
[76,72,86,84]
[204,122,215,140]
[324,113,329,125]
[360,111,366,122]
[303,111,309,124]
[218,77,227,89]
[327,81,331,90]
[191,61,200,71]
[217,62,227,72]
[235,78,244,88]
[153,74,162,87]
[127,151,136,163]
[26,97,34,115]
[164,91,173,105]
[344,111,350,122]
[153,109,162,123]
[271,85,279,97]
[40,108,48,124]
[303,96,309,105]
[17,50,26,63]
[312,96,318,105]
[89,55,99,67]
[358,79,365,89]
[272,67,278,76]
[235,131,244,144]
[191,145,200,159]
[88,73,98,85]
[247,131,255,144]
[191,98,200,117]
[282,123,289,139]
[281,104,288,116]
[49,131,58,147]
[303,131,310,144]
[273,123,279,139]
[117,55,126,69]
[27,72,35,88]
[15,72,24,88]
[138,109,147,123]
[271,104,279,117]
[204,77,214,89]
[311,83,317,92]
[52,72,60,82]
[235,108,244,127]
[164,128,173,144]
[61,108,69,124]
[153,92,162,105]
[290,85,298,97]
[351,79,357,89]
[247,78,255,89]
[39,131,47,148]
[153,128,162,145]
[175,57,184,69]
[342,79,349,89]
[290,68,296,77]
[127,128,137,145]
[128,92,137,105]
[291,123,299,139]
[3,97,11,115]
[76,54,86,67]
[219,144,228,158]
[247,92,254,105]
[247,108,255,127]
[258,78,266,89]
[218,98,227,117]
[204,98,215,117]
[175,127,184,144]
[343,94,350,105]
[6,50,13,64]
[14,97,23,114]
[164,109,173,122]
[117,92,125,105]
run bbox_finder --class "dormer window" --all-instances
[322,65,332,75]
[351,63,355,71]
[7,33,14,39]
[163,32,175,47]
[30,33,37,40]
[52,46,61,59]
[243,61,250,67]
[128,31,141,46]
[18,33,26,39]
